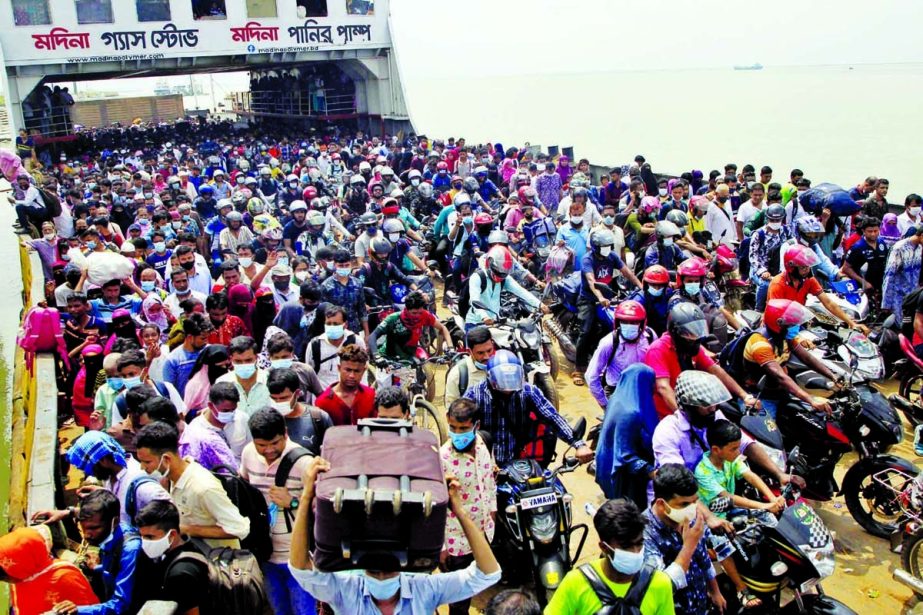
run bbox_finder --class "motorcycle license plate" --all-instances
[520,493,557,510]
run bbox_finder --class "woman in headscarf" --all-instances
[139,294,172,340]
[72,343,104,427]
[103,308,139,353]
[594,363,659,509]
[0,526,98,615]
[251,286,278,350]
[227,283,254,334]
[182,344,230,421]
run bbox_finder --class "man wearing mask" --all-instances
[164,269,207,320]
[173,245,212,296]
[705,184,737,247]
[269,263,299,308]
[179,382,252,470]
[163,314,212,397]
[321,250,369,338]
[216,336,272,418]
[555,199,591,269]
[628,266,674,335]
[305,306,364,390]
[266,368,333,455]
[444,326,494,407]
[465,247,548,330]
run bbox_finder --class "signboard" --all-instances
[0,0,390,66]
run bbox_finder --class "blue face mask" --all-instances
[603,215,615,226]
[473,360,488,370]
[367,227,378,236]
[107,377,124,391]
[364,574,401,601]
[234,363,257,379]
[619,323,641,341]
[85,241,97,250]
[141,280,157,292]
[647,286,664,297]
[123,376,142,389]
[684,282,701,296]
[335,267,352,278]
[607,546,645,575]
[450,428,477,451]
[270,358,294,370]
[785,325,801,340]
[462,216,473,226]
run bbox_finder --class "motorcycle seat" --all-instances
[899,334,923,372]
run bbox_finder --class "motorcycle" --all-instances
[894,475,923,595]
[889,333,923,427]
[805,279,869,327]
[493,418,589,606]
[547,274,627,364]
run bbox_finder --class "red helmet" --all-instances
[518,186,536,204]
[302,186,318,201]
[474,212,494,226]
[614,300,646,324]
[764,299,814,334]
[643,265,670,286]
[714,244,738,274]
[783,244,820,272]
[677,257,709,279]
[436,161,449,171]
[450,175,462,184]
[485,246,514,280]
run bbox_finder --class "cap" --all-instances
[270,264,292,277]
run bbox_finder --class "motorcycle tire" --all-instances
[425,366,436,403]
[536,372,560,410]
[900,374,923,425]
[542,341,560,380]
[843,459,914,539]
[901,530,923,592]
[778,593,858,614]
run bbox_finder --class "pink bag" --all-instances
[17,305,70,372]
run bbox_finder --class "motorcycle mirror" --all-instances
[572,417,587,441]
[565,456,579,468]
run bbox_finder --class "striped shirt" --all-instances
[239,439,313,564]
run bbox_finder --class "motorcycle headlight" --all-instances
[520,327,542,349]
[798,541,836,581]
[530,511,558,544]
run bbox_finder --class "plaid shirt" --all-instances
[321,275,367,333]
[463,380,577,465]
[749,226,792,278]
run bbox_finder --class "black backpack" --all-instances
[767,240,785,276]
[902,287,923,337]
[457,269,489,320]
[308,333,358,373]
[274,446,312,532]
[210,465,273,562]
[39,188,62,218]
[578,563,654,615]
[166,547,270,615]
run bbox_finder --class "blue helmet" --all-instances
[198,185,214,196]
[486,350,524,392]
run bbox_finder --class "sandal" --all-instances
[738,588,762,609]
[571,371,586,386]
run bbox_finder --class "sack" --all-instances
[457,269,488,320]
[578,563,654,615]
[39,188,62,218]
[85,251,135,287]
[799,183,860,217]
[167,548,270,615]
[210,465,273,562]
[124,474,160,522]
[313,419,448,572]
[17,305,70,371]
[902,287,923,337]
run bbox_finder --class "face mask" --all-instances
[294,271,309,282]
[620,323,641,341]
[664,502,697,525]
[364,574,401,601]
[912,207,921,217]
[216,410,237,424]
[570,216,583,226]
[607,546,646,576]
[325,261,335,271]
[43,232,56,241]
[658,188,668,197]
[175,287,190,296]
[239,257,253,268]
[662,238,674,247]
[450,428,476,451]
[107,377,124,391]
[473,360,488,370]
[146,456,167,481]
[335,267,352,278]
[326,324,345,340]
[717,196,729,204]
[141,530,173,560]
[181,260,195,271]
[388,233,401,242]
[141,280,157,292]
[462,216,473,226]
[123,376,142,389]
[767,221,782,231]
[85,241,97,251]
[234,363,257,379]
[684,282,701,296]
[171,221,183,230]
[270,358,294,370]
[603,215,615,226]
[647,286,664,297]
[271,399,295,416]
[277,256,289,267]
[785,324,801,340]
[153,241,166,253]
[367,227,378,236]
[599,246,612,257]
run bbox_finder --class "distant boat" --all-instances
[733,63,763,71]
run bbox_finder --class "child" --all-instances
[438,398,496,615]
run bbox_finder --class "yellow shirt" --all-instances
[688,215,707,236]
[545,558,675,615]
[170,458,250,549]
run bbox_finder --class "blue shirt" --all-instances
[77,524,141,615]
[162,345,202,397]
[579,252,625,299]
[321,275,368,333]
[90,296,142,323]
[556,224,589,266]
[289,562,500,615]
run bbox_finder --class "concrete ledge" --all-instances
[25,355,57,520]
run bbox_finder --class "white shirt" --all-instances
[164,289,208,319]
[705,201,737,246]
[736,201,762,228]
[305,332,366,389]
[184,411,252,463]
[897,212,921,237]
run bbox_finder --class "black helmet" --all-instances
[369,237,393,257]
[463,177,479,194]
[667,302,708,340]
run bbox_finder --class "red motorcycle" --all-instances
[890,334,923,427]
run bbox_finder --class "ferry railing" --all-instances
[243,91,357,117]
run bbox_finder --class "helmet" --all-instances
[643,265,670,285]
[381,166,394,178]
[570,173,589,188]
[167,175,180,185]
[639,196,661,215]
[370,183,384,194]
[237,159,250,172]
[487,230,509,245]
[269,157,280,168]
[463,177,479,193]
[226,211,243,222]
[518,186,536,204]
[259,166,271,176]
[408,169,422,180]
[572,187,588,201]
[691,194,710,214]
[667,303,708,340]
[590,229,615,250]
[307,211,326,228]
[382,218,404,234]
[764,299,814,334]
[486,350,524,392]
[675,371,732,407]
[261,227,283,241]
[677,257,709,279]
[515,174,531,187]
[198,185,214,196]
[289,200,308,213]
[350,174,366,186]
[765,204,785,221]
[311,197,327,211]
[247,197,265,216]
[783,244,820,272]
[474,212,494,226]
[369,237,393,257]
[359,212,379,227]
[453,193,472,207]
[474,166,489,177]
[655,220,682,240]
[286,174,299,183]
[796,216,824,243]
[418,183,434,199]
[436,161,448,172]
[714,244,738,274]
[217,198,233,211]
[359,161,372,172]
[614,300,646,324]
[390,188,405,199]
[665,210,689,228]
[427,150,440,160]
[231,192,247,206]
[485,245,514,280]
[303,186,318,201]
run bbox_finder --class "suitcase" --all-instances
[313,419,448,572]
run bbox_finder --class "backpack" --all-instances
[17,305,70,372]
[124,474,160,522]
[274,446,311,532]
[902,287,923,337]
[767,240,784,276]
[114,381,170,419]
[578,563,654,615]
[39,188,62,218]
[210,465,273,562]
[456,269,489,320]
[717,329,758,382]
[309,333,358,372]
[166,547,270,615]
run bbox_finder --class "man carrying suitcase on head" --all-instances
[289,457,502,613]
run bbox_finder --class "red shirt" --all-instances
[315,382,376,426]
[644,332,716,419]
[207,315,249,346]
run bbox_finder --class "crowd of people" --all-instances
[2,116,916,615]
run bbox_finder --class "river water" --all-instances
[403,63,923,198]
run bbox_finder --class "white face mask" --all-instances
[271,399,295,416]
[658,188,668,197]
[388,232,401,242]
[238,257,253,268]
[216,410,237,424]
[599,246,612,257]
[664,501,697,525]
[141,530,174,560]
[911,207,921,217]
[662,237,674,247]
[767,221,782,231]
